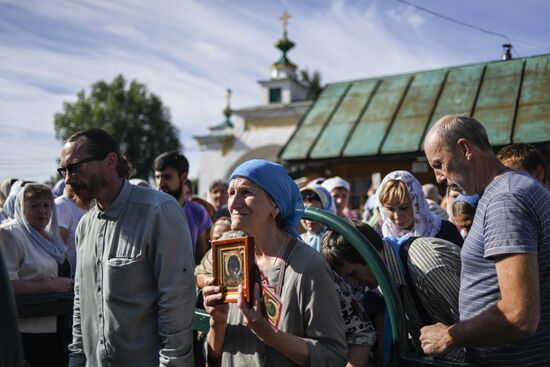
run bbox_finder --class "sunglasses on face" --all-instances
[57,155,106,178]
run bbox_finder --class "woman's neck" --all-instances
[253,226,289,257]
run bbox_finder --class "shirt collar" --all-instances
[98,180,132,220]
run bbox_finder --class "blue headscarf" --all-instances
[454,194,480,209]
[229,159,304,238]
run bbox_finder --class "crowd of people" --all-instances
[0,114,548,367]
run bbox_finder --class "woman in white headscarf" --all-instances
[377,171,463,247]
[0,183,73,366]
[322,176,360,220]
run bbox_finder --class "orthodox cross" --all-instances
[280,11,290,35]
[225,88,232,109]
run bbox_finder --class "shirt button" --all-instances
[98,313,102,318]
[97,286,101,292]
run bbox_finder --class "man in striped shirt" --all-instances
[421,114,550,366]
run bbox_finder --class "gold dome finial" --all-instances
[280,11,291,38]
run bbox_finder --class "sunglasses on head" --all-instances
[57,155,106,178]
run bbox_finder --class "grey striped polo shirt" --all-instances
[460,171,550,366]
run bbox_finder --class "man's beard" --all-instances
[161,182,182,201]
[66,185,92,209]
[69,173,106,203]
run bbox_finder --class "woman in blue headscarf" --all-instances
[203,159,346,367]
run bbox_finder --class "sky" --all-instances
[1,0,549,183]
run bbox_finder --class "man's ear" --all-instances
[532,164,546,184]
[105,152,118,170]
[457,138,474,160]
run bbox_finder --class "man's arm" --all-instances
[420,253,540,355]
[59,227,70,244]
[195,206,212,264]
[154,201,196,366]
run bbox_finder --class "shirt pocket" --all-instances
[107,228,144,260]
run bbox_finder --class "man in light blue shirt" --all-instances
[60,129,195,366]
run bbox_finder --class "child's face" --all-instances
[211,223,231,241]
[331,187,349,215]
[301,200,324,234]
[453,215,473,235]
[336,261,377,289]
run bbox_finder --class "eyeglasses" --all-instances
[57,156,105,178]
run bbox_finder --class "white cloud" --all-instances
[386,6,425,29]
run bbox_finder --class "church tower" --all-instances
[259,11,309,104]
[194,11,313,197]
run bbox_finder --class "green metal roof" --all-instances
[279,53,550,162]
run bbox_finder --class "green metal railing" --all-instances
[303,207,409,362]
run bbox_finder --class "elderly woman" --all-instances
[377,171,463,246]
[203,159,347,366]
[0,183,73,366]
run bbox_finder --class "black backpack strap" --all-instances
[399,237,435,326]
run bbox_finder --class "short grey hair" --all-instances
[432,115,492,152]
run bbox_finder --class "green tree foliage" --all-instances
[54,75,181,179]
[299,69,323,100]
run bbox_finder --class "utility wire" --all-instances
[396,0,550,53]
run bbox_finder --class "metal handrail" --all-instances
[302,207,409,364]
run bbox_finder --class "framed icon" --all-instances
[212,236,255,303]
[262,284,283,328]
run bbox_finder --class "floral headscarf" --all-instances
[377,170,442,240]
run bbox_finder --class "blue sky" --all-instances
[1,0,549,182]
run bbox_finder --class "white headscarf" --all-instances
[377,170,442,240]
[2,179,26,219]
[14,184,67,264]
[321,176,351,193]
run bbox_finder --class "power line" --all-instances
[396,0,550,53]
